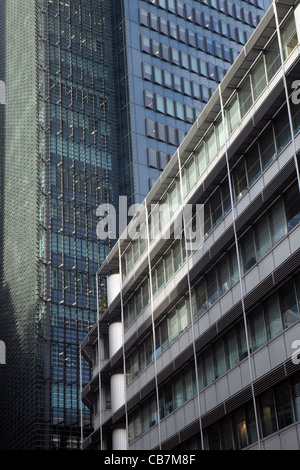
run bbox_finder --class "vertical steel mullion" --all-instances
[219,83,262,450]
[96,272,103,450]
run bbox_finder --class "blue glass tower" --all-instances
[0,0,271,450]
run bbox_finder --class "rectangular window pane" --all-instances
[245,145,261,186]
[214,339,226,379]
[259,124,276,170]
[233,160,247,202]
[275,382,294,430]
[280,13,298,61]
[226,94,240,135]
[250,306,266,352]
[233,408,248,449]
[168,310,178,342]
[259,391,277,437]
[238,77,253,118]
[205,128,217,163]
[241,230,256,274]
[265,294,282,340]
[226,329,239,369]
[280,280,298,329]
[206,270,219,306]
[252,56,267,101]
[203,349,215,387]
[273,106,292,154]
[195,279,207,318]
[269,200,286,245]
[255,216,271,260]
[178,301,188,333]
[265,36,281,81]
[285,182,300,232]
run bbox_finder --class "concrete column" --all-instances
[108,322,123,358]
[110,373,125,413]
[107,273,120,306]
[112,428,127,450]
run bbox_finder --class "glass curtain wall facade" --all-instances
[0,0,118,450]
[117,0,272,204]
[82,1,300,451]
[0,0,271,451]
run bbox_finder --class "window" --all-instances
[259,391,277,437]
[255,216,271,260]
[259,124,276,169]
[273,106,291,154]
[226,94,240,135]
[163,70,172,88]
[141,36,151,54]
[154,67,163,85]
[143,63,152,81]
[250,306,266,352]
[285,183,300,232]
[265,36,281,81]
[139,9,148,27]
[145,90,154,109]
[156,95,165,114]
[205,128,217,163]
[265,294,282,341]
[280,13,298,61]
[251,56,267,101]
[269,200,286,245]
[159,17,168,35]
[275,382,294,430]
[241,230,256,274]
[279,280,298,329]
[245,145,261,186]
[148,148,158,168]
[169,22,178,39]
[238,77,253,118]
[226,329,239,370]
[233,160,247,202]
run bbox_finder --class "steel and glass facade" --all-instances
[0,0,270,451]
[117,0,272,204]
[82,1,300,450]
[0,0,118,450]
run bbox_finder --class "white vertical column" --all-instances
[107,273,121,306]
[110,373,125,413]
[108,322,123,358]
[112,428,127,450]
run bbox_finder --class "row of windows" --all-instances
[145,118,186,147]
[126,97,293,280]
[145,90,199,124]
[143,62,213,103]
[142,0,262,30]
[141,35,227,83]
[51,198,97,228]
[51,304,94,330]
[122,175,300,336]
[51,268,96,296]
[49,46,106,80]
[121,10,298,283]
[140,9,241,63]
[129,353,300,446]
[183,373,300,450]
[51,232,99,263]
[148,148,171,171]
[50,135,113,175]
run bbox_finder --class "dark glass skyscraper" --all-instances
[0,0,271,450]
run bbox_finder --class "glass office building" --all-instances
[0,0,270,450]
[117,0,272,204]
[81,0,300,450]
